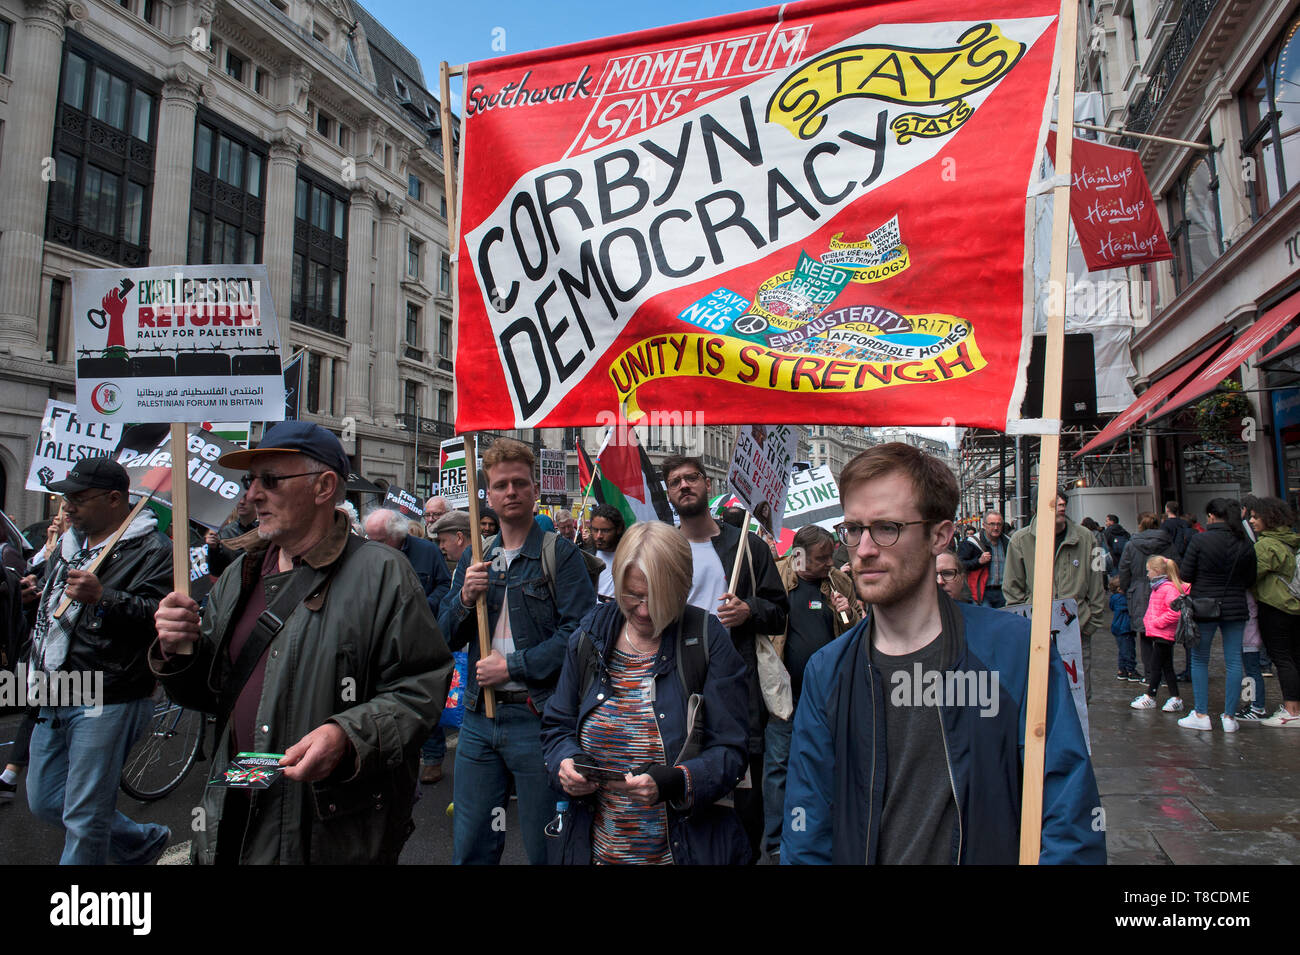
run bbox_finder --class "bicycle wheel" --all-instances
[120,686,205,801]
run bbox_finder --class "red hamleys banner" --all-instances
[1047,132,1173,271]
[455,0,1061,430]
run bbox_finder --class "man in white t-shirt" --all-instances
[588,504,625,599]
[661,454,787,863]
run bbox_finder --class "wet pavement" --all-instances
[3,631,1296,865]
[1088,634,1300,865]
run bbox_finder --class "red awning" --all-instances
[1074,338,1232,457]
[1148,291,1300,420]
[1258,293,1300,363]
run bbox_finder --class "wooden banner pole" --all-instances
[169,422,195,655]
[52,489,157,620]
[1019,0,1079,865]
[439,61,492,717]
[463,433,495,718]
[439,61,460,243]
[727,510,752,595]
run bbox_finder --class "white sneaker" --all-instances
[1261,709,1300,728]
[1161,697,1185,713]
[1178,712,1212,731]
[1221,714,1239,733]
[1130,694,1157,709]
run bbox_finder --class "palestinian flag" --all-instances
[440,439,465,472]
[576,435,672,527]
[200,422,250,448]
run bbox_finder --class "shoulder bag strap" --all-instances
[216,534,363,724]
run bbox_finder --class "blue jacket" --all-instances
[401,535,451,618]
[439,521,596,712]
[782,597,1104,865]
[540,600,751,864]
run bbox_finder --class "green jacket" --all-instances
[150,511,452,864]
[1002,514,1105,637]
[1252,528,1300,614]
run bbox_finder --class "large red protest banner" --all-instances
[455,0,1060,430]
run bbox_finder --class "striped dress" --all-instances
[578,646,672,865]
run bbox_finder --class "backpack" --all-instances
[1108,531,1130,564]
[1281,543,1300,602]
[488,530,604,597]
[576,603,710,702]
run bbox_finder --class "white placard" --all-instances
[73,264,285,423]
[26,399,122,492]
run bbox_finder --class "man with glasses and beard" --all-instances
[661,455,787,864]
[152,422,452,864]
[782,444,1102,865]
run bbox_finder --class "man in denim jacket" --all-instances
[440,438,597,864]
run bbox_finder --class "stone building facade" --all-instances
[0,0,457,524]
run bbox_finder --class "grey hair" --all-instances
[337,500,362,534]
[298,458,347,504]
[365,507,409,541]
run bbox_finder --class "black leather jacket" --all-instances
[40,525,172,704]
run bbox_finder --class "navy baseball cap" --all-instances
[47,456,130,494]
[218,421,349,476]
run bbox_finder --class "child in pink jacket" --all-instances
[1130,555,1188,712]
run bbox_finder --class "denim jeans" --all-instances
[26,699,168,865]
[1190,619,1246,717]
[422,723,446,764]
[761,716,792,857]
[452,703,552,865]
[1242,650,1266,714]
[1115,632,1137,672]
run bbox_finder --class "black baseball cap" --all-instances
[47,457,130,494]
[218,421,349,476]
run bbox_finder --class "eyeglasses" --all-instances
[936,569,959,582]
[64,490,112,508]
[834,520,929,547]
[621,593,649,607]
[241,471,321,491]
[667,471,704,490]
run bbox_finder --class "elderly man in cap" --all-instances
[432,510,473,587]
[23,457,173,864]
[152,422,453,864]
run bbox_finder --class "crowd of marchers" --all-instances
[942,495,1300,735]
[3,422,1290,865]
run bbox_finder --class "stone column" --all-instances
[372,195,402,423]
[344,185,375,420]
[0,0,79,358]
[263,132,303,322]
[148,68,203,266]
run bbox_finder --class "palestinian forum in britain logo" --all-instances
[89,382,123,415]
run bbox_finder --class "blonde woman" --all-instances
[541,521,750,865]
